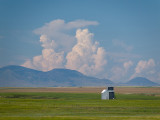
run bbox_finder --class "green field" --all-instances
[0,92,160,120]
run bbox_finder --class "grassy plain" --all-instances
[0,87,160,120]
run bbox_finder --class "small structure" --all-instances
[101,87,114,100]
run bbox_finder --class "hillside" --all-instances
[0,65,159,87]
[126,77,159,86]
[0,65,113,87]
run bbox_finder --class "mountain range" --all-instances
[0,65,113,87]
[0,65,159,87]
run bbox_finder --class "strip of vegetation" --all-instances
[0,92,160,100]
[0,92,160,119]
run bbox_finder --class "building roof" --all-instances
[101,89,107,93]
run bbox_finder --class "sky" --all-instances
[0,0,160,83]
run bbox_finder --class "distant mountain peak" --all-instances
[126,77,159,86]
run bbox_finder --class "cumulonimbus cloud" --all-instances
[65,29,107,76]
[22,19,107,76]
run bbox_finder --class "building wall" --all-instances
[101,91,108,99]
[101,89,114,100]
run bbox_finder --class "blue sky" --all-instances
[0,0,160,83]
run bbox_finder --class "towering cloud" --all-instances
[22,19,107,76]
[65,29,107,76]
[33,19,98,52]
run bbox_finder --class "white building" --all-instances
[101,87,114,100]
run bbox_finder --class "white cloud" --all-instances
[34,19,98,35]
[65,20,99,30]
[22,49,64,71]
[123,61,133,71]
[22,59,33,69]
[131,59,156,79]
[110,61,133,82]
[65,29,107,76]
[34,19,99,52]
[22,19,106,77]
[135,59,155,74]
[129,59,160,83]
[39,35,57,49]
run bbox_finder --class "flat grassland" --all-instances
[0,87,160,120]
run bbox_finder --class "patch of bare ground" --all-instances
[0,87,160,94]
[115,87,160,94]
